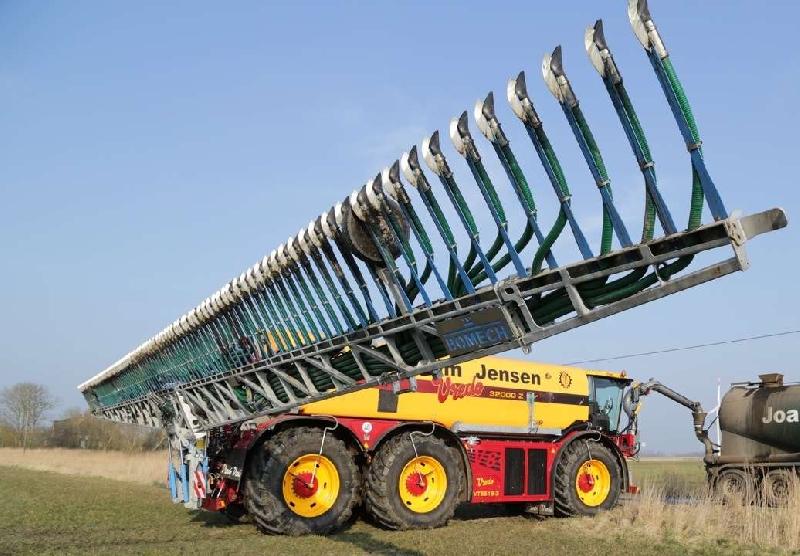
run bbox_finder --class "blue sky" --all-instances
[1,1,798,453]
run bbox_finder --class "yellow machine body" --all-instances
[301,355,628,432]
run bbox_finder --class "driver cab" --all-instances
[588,374,631,433]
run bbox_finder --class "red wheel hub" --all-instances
[405,472,428,496]
[577,472,595,493]
[292,472,319,498]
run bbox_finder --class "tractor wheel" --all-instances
[365,433,465,530]
[553,438,622,517]
[762,469,793,507]
[243,427,362,535]
[714,468,755,505]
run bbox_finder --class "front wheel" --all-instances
[243,427,362,535]
[553,438,622,517]
[365,433,465,530]
[714,468,756,506]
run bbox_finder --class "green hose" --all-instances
[530,126,573,274]
[617,84,657,242]
[663,59,699,141]
[452,234,503,297]
[442,174,479,236]
[688,168,704,230]
[662,57,705,231]
[474,161,507,223]
[641,195,656,242]
[453,246,477,294]
[405,261,433,303]
[573,108,614,254]
[403,203,434,254]
[532,210,567,274]
[497,144,536,212]
[449,159,510,297]
[495,142,563,272]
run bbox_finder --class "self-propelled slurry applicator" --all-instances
[78,1,787,535]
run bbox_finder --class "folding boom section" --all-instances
[79,0,786,431]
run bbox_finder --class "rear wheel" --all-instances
[243,427,362,535]
[553,438,622,517]
[714,468,755,506]
[762,469,793,507]
[365,433,464,530]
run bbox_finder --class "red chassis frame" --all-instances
[200,415,637,511]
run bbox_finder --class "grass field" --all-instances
[0,451,794,555]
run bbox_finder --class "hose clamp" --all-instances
[639,160,654,171]
[686,140,702,152]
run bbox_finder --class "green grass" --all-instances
[0,462,746,556]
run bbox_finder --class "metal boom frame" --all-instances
[96,208,786,431]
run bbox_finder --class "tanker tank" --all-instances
[716,373,800,463]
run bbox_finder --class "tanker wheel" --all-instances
[243,427,362,535]
[365,433,465,530]
[762,469,793,507]
[714,468,755,505]
[553,438,622,517]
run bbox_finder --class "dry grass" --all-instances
[2,450,797,553]
[584,466,800,554]
[0,447,167,486]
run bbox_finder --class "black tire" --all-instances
[553,438,622,517]
[243,427,362,535]
[762,469,793,507]
[365,433,465,531]
[714,468,755,506]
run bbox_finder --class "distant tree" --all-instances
[0,383,56,450]
[50,407,165,451]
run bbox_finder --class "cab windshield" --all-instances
[590,377,626,433]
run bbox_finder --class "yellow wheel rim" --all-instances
[575,459,611,507]
[398,455,448,514]
[281,454,340,518]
